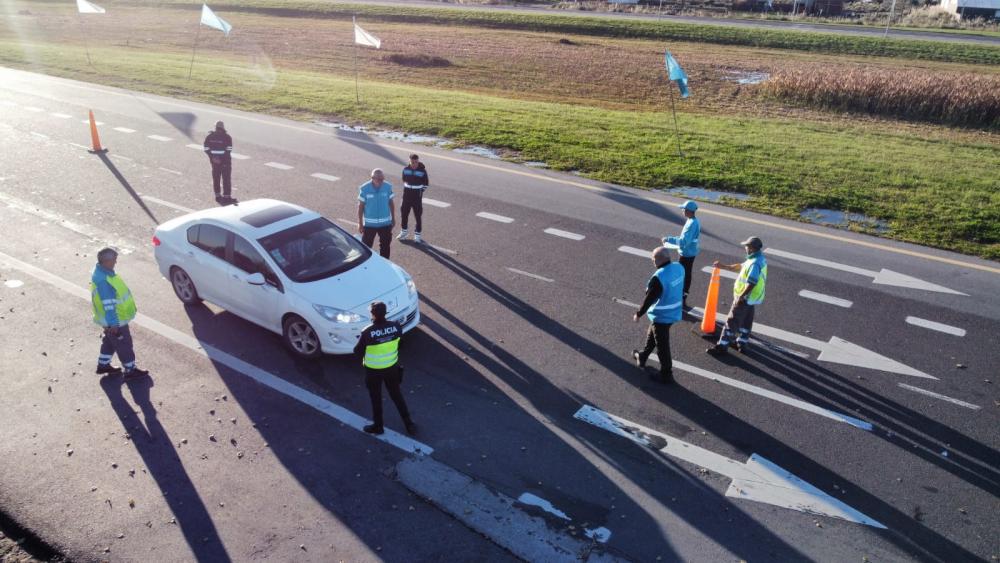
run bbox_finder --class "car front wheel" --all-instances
[283,315,322,359]
[170,267,202,305]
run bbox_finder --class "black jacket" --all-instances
[402,163,429,188]
[203,130,233,162]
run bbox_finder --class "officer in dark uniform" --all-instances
[203,121,233,202]
[354,301,416,435]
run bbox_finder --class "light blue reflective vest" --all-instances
[646,263,685,324]
[665,217,700,257]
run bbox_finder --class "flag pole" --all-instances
[353,16,360,104]
[188,23,202,80]
[80,15,93,66]
[669,85,683,157]
[883,0,896,38]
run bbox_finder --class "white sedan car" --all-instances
[153,199,419,358]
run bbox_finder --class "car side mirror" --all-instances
[246,272,266,286]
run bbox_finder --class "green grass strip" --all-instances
[2,41,998,258]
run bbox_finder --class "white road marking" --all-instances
[186,143,204,150]
[230,152,250,160]
[516,493,611,543]
[422,198,450,208]
[617,245,650,258]
[476,212,514,224]
[30,132,49,139]
[0,251,432,455]
[0,192,134,253]
[506,267,554,283]
[702,265,738,280]
[264,162,293,170]
[147,134,172,142]
[157,167,183,176]
[897,384,981,410]
[613,297,640,308]
[0,100,17,106]
[141,195,195,213]
[428,244,458,255]
[50,112,72,119]
[574,405,885,528]
[82,119,104,125]
[798,290,853,308]
[767,248,966,295]
[336,217,358,226]
[68,142,90,150]
[544,228,585,241]
[4,279,24,288]
[113,127,136,133]
[687,308,811,358]
[109,154,133,162]
[24,106,44,112]
[905,316,966,337]
[310,173,340,182]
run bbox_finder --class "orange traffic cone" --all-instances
[700,266,721,335]
[88,110,107,154]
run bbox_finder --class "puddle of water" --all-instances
[722,70,770,85]
[373,130,446,145]
[523,161,549,168]
[663,186,751,202]
[452,146,503,160]
[800,208,890,233]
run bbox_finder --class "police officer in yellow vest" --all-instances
[354,301,416,436]
[707,236,768,355]
[91,248,148,379]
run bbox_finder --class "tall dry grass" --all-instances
[761,67,1000,129]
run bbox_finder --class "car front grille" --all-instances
[392,307,417,327]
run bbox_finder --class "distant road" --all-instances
[344,0,1000,46]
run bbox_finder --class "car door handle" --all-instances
[186,251,195,258]
[231,274,240,280]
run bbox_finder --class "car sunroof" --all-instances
[240,205,303,228]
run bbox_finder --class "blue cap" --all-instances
[679,200,698,212]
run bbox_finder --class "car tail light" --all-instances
[152,235,161,247]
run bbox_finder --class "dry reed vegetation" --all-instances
[762,67,1000,128]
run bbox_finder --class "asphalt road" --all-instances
[0,66,997,562]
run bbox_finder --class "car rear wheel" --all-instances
[283,315,322,359]
[170,267,202,305]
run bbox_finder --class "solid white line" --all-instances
[422,198,451,208]
[30,132,49,139]
[113,127,136,133]
[617,245,649,258]
[147,134,172,142]
[50,112,72,119]
[310,173,340,182]
[476,212,514,224]
[798,290,853,308]
[0,251,433,455]
[264,162,293,170]
[897,384,980,410]
[702,266,738,280]
[506,267,554,283]
[613,297,640,308]
[142,195,195,213]
[544,228,585,241]
[186,143,203,150]
[905,316,966,337]
[23,106,44,112]
[230,152,250,160]
[157,167,183,176]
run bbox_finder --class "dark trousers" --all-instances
[679,256,695,304]
[637,322,672,377]
[400,189,424,233]
[210,160,232,197]
[98,324,136,371]
[718,300,756,346]
[365,366,411,428]
[361,225,393,259]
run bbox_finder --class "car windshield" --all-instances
[257,217,370,283]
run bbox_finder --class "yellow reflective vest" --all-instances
[358,321,402,369]
[733,252,767,306]
[91,267,137,327]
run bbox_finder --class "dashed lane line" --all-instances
[702,265,738,280]
[310,173,340,182]
[186,143,203,150]
[109,154,133,162]
[157,167,183,176]
[50,112,72,119]
[68,142,90,150]
[544,228,585,241]
[0,250,433,455]
[264,162,293,170]
[147,134,172,142]
[30,132,49,139]
[113,127,136,133]
[23,106,44,112]
[617,246,649,258]
[506,267,554,283]
[612,297,640,308]
[81,119,104,126]
[230,152,251,160]
[897,383,980,410]
[422,198,450,208]
[141,195,195,213]
[905,316,966,337]
[476,212,514,224]
[798,290,853,309]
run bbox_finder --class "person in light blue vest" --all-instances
[663,200,700,310]
[632,246,685,383]
[357,168,396,259]
[707,236,767,356]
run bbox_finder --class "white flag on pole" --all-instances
[76,0,105,14]
[201,4,232,36]
[353,18,381,49]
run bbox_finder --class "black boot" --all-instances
[364,424,384,435]
[95,363,122,375]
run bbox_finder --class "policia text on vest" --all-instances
[354,301,416,436]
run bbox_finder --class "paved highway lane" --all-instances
[1,69,998,561]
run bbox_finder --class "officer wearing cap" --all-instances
[354,301,416,435]
[707,236,767,355]
[203,121,234,203]
[631,246,685,383]
[663,200,700,310]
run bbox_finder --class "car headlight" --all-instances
[405,276,417,298]
[313,304,363,324]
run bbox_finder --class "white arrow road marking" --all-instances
[147,134,172,142]
[897,384,981,410]
[310,173,340,182]
[701,265,738,280]
[617,245,649,258]
[574,405,886,528]
[544,228,585,241]
[506,267,554,283]
[798,290,853,308]
[905,316,966,337]
[766,248,966,295]
[476,211,514,224]
[113,127,135,133]
[264,161,293,170]
[422,198,451,208]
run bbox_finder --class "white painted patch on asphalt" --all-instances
[905,316,966,337]
[544,228,585,241]
[113,127,136,133]
[702,266,738,280]
[613,297,640,309]
[4,279,24,288]
[230,152,250,160]
[310,173,340,182]
[0,250,433,456]
[476,212,514,224]
[897,384,980,410]
[264,162,293,170]
[617,245,649,258]
[798,290,853,308]
[422,198,450,208]
[24,106,44,112]
[517,493,570,520]
[50,112,72,119]
[574,405,885,528]
[186,143,204,150]
[507,267,554,283]
[147,134,172,142]
[142,195,195,213]
[157,167,182,176]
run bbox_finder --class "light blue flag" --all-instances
[201,4,232,36]
[665,50,689,99]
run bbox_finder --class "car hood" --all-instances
[289,257,411,314]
